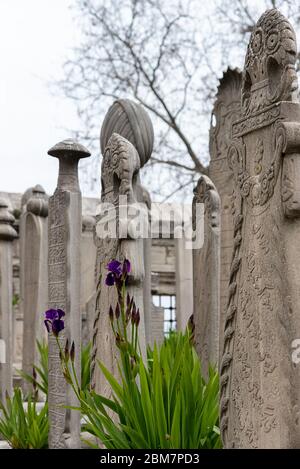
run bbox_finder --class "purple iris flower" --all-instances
[105,272,115,286]
[105,259,131,286]
[122,259,131,275]
[107,260,122,275]
[44,309,65,337]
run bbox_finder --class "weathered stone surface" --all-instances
[92,100,154,400]
[175,237,193,332]
[193,176,220,376]
[100,98,154,167]
[209,68,242,359]
[150,303,164,347]
[81,214,96,345]
[20,185,48,395]
[92,131,149,398]
[47,139,90,448]
[220,9,300,448]
[0,198,17,401]
[138,186,152,345]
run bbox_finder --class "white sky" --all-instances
[0,0,97,197]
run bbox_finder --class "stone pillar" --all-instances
[150,304,164,347]
[47,139,90,448]
[139,187,152,345]
[81,215,96,346]
[0,199,17,401]
[220,9,300,448]
[92,99,154,397]
[175,237,193,332]
[20,185,48,394]
[208,68,242,359]
[193,176,220,376]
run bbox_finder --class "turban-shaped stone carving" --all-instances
[100,98,154,167]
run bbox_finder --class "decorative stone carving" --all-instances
[20,185,48,395]
[0,199,17,401]
[100,98,154,167]
[220,9,300,448]
[92,99,153,398]
[47,139,90,448]
[209,68,242,359]
[193,176,220,376]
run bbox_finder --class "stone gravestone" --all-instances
[47,139,90,448]
[91,99,154,398]
[209,68,242,359]
[220,9,300,448]
[193,176,220,376]
[0,199,17,401]
[20,185,48,394]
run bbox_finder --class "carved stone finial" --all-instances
[48,139,91,192]
[100,99,154,167]
[26,185,48,217]
[193,175,220,228]
[242,8,298,114]
[82,214,96,232]
[0,199,17,240]
[48,139,91,160]
[210,68,242,159]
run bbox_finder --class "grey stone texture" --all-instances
[92,99,154,400]
[20,185,48,395]
[193,176,220,376]
[81,214,96,346]
[0,198,17,401]
[209,68,242,360]
[175,237,193,332]
[220,9,300,448]
[47,139,90,449]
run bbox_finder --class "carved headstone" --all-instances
[47,139,90,448]
[92,99,154,397]
[193,176,220,376]
[0,199,17,401]
[220,9,300,448]
[20,185,48,394]
[209,68,242,358]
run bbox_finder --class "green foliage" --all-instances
[81,342,92,392]
[0,388,48,449]
[12,294,19,307]
[18,340,48,398]
[71,332,221,449]
[19,340,92,399]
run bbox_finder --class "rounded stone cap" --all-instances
[48,139,91,159]
[100,99,154,167]
[82,214,96,232]
[27,185,48,217]
[0,198,18,240]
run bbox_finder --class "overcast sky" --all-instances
[0,1,99,198]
